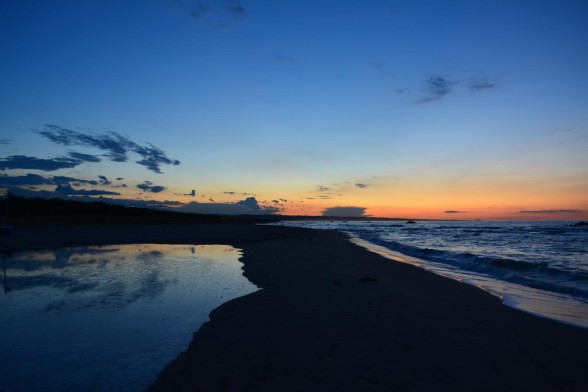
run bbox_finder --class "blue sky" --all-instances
[1,0,587,219]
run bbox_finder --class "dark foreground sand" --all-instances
[3,223,588,391]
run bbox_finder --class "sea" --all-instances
[274,220,588,329]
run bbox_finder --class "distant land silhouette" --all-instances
[0,194,426,226]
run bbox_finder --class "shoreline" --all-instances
[346,233,588,330]
[2,223,588,391]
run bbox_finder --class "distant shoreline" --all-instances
[2,223,587,391]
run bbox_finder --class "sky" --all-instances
[1,0,587,220]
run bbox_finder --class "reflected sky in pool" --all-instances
[0,244,258,391]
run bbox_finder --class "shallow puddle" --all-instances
[0,244,258,391]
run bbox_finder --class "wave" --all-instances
[351,231,588,300]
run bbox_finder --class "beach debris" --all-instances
[358,276,378,282]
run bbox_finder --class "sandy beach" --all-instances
[3,223,588,391]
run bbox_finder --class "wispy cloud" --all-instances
[37,125,180,174]
[137,181,166,193]
[444,210,464,214]
[189,2,212,19]
[0,173,53,186]
[56,184,120,196]
[227,0,247,17]
[0,155,82,171]
[53,176,98,186]
[466,75,497,92]
[317,185,330,192]
[355,183,370,189]
[520,209,580,214]
[68,152,102,163]
[0,139,11,145]
[415,75,455,104]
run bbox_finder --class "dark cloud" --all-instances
[7,187,180,208]
[98,175,111,186]
[53,176,98,186]
[519,209,580,214]
[235,196,260,210]
[178,196,280,215]
[415,75,455,104]
[322,206,367,218]
[468,78,496,91]
[56,184,120,196]
[68,152,101,163]
[0,173,52,186]
[38,125,180,174]
[444,210,464,214]
[223,191,236,195]
[317,185,330,192]
[0,139,12,145]
[116,177,124,181]
[227,0,247,16]
[0,155,82,171]
[189,2,212,19]
[355,183,369,189]
[137,181,166,193]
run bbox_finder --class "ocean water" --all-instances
[0,244,258,392]
[275,220,588,329]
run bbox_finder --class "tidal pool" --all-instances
[0,244,258,391]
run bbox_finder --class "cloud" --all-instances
[519,209,580,214]
[68,152,101,163]
[235,196,260,210]
[469,81,496,91]
[7,187,180,208]
[0,173,53,186]
[178,196,280,215]
[0,139,11,145]
[56,184,120,196]
[223,191,237,195]
[53,176,98,186]
[415,75,455,104]
[0,155,82,171]
[38,125,180,174]
[189,2,212,19]
[98,175,111,186]
[444,210,464,214]
[317,185,330,192]
[322,206,367,217]
[355,183,369,189]
[227,0,247,16]
[137,181,166,193]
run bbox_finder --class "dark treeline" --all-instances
[0,194,275,226]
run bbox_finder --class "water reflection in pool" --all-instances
[0,244,258,391]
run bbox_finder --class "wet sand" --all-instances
[3,223,588,391]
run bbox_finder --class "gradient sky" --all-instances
[1,0,587,219]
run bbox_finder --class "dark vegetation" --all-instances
[0,194,277,226]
